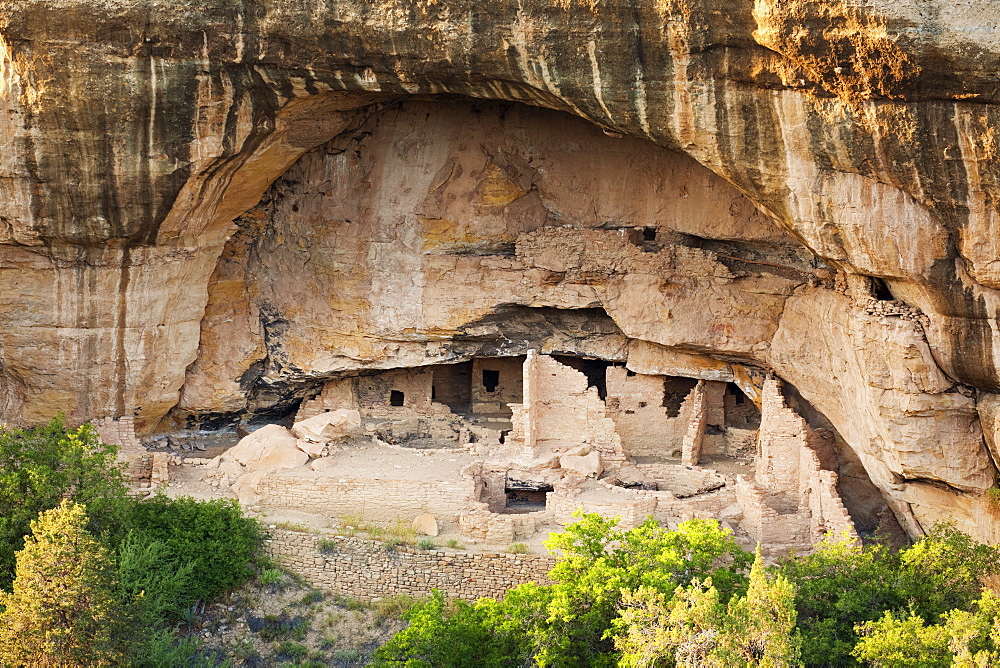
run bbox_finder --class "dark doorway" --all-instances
[724,383,760,428]
[431,361,472,412]
[389,390,405,407]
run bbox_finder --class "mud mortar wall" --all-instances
[252,473,474,524]
[265,530,554,601]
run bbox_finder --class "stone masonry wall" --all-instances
[743,377,858,549]
[254,472,475,524]
[266,529,554,601]
[605,368,692,458]
[510,352,626,464]
[93,416,154,486]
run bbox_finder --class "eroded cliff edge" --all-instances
[1,0,999,542]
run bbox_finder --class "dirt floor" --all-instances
[162,438,563,555]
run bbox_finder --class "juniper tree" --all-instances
[0,499,123,667]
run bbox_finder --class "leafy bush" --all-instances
[318,537,339,554]
[0,416,127,588]
[276,640,309,659]
[780,524,1000,665]
[376,514,753,667]
[853,590,1000,667]
[253,612,308,641]
[104,495,264,603]
[506,542,528,554]
[417,538,436,550]
[116,529,197,625]
[374,589,531,667]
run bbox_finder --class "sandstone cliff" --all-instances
[1,0,999,542]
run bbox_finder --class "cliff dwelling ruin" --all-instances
[77,95,959,559]
[6,0,1000,567]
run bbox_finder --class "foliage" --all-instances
[779,524,1000,665]
[614,549,799,667]
[375,514,753,667]
[532,514,751,666]
[103,494,264,603]
[0,416,127,588]
[0,500,124,667]
[853,590,1000,667]
[115,529,198,626]
[417,538,436,550]
[129,629,215,668]
[0,419,267,665]
[373,589,534,667]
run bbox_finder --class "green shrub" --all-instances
[374,590,532,667]
[445,538,464,550]
[383,537,404,552]
[318,537,338,554]
[506,543,528,554]
[255,613,308,641]
[0,416,127,588]
[260,568,283,586]
[300,589,325,605]
[116,529,197,625]
[277,640,309,659]
[105,495,264,602]
[417,538,436,550]
[781,524,1000,666]
[131,629,214,667]
[376,515,753,667]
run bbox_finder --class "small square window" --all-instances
[483,369,500,393]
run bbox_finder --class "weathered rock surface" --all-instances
[2,0,1000,541]
[292,410,362,445]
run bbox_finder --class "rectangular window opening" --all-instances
[482,369,500,393]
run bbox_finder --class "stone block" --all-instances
[292,409,363,443]
[412,513,439,536]
[559,451,603,478]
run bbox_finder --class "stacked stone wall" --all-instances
[93,416,153,486]
[605,368,691,458]
[510,352,626,464]
[254,472,475,524]
[743,378,858,549]
[266,529,554,601]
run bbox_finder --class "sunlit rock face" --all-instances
[1,0,999,541]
